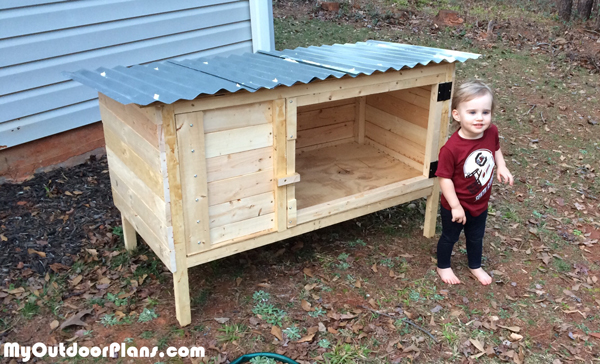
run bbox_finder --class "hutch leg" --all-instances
[121,215,137,251]
[423,182,441,238]
[173,267,191,326]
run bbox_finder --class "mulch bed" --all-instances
[0,155,119,286]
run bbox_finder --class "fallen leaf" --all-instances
[0,234,7,242]
[469,338,485,352]
[589,333,600,339]
[27,248,46,258]
[510,333,523,341]
[50,320,59,330]
[368,298,377,309]
[73,190,83,195]
[327,327,338,335]
[371,263,378,273]
[301,300,313,312]
[498,325,521,333]
[257,283,271,288]
[318,322,326,332]
[297,333,315,343]
[340,313,357,320]
[402,344,420,353]
[450,310,463,317]
[60,309,93,330]
[431,305,443,313]
[354,280,361,288]
[98,277,110,285]
[304,283,317,291]
[271,326,283,341]
[70,275,83,287]
[214,317,230,324]
[303,268,314,277]
[64,191,73,196]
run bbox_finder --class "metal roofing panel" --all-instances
[66,40,480,106]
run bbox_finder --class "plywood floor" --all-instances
[295,142,423,209]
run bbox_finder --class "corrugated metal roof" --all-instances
[65,40,480,106]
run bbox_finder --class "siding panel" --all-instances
[0,0,243,38]
[0,0,261,148]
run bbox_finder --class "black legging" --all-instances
[437,206,488,269]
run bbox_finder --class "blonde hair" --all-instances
[451,80,495,118]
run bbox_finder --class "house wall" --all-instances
[0,0,274,181]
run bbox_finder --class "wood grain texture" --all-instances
[295,142,422,210]
[365,121,425,165]
[296,122,354,149]
[207,169,274,206]
[208,192,275,228]
[204,123,273,158]
[205,147,273,183]
[203,102,272,133]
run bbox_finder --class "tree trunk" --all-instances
[577,0,594,19]
[596,2,600,29]
[558,0,573,21]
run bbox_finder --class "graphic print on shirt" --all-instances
[463,149,495,198]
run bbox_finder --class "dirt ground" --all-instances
[1,1,600,363]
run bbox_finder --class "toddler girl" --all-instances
[435,81,513,285]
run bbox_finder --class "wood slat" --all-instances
[176,112,211,253]
[203,102,272,133]
[365,138,423,171]
[297,103,355,131]
[204,123,273,158]
[365,104,427,147]
[206,147,273,183]
[112,188,172,271]
[366,93,429,129]
[365,121,424,164]
[109,168,168,242]
[208,191,275,228]
[273,99,287,232]
[104,144,164,201]
[100,103,161,169]
[296,122,354,149]
[210,213,275,245]
[186,187,432,267]
[387,88,430,109]
[297,176,432,224]
[355,96,366,144]
[207,169,274,206]
[296,137,354,153]
[295,98,355,113]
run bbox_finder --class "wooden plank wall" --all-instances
[364,86,431,171]
[296,99,356,151]
[98,94,173,270]
[200,102,276,245]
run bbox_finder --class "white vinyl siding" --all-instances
[0,0,272,148]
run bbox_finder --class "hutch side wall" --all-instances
[364,86,431,171]
[176,101,278,256]
[98,94,174,270]
[297,99,356,151]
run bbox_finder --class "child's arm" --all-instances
[495,148,514,186]
[439,177,467,225]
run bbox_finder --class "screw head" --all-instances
[194,174,197,178]
[190,124,193,127]
[196,220,200,224]
[191,149,195,153]
[195,198,199,202]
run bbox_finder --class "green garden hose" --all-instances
[229,352,299,364]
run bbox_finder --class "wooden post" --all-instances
[286,98,297,227]
[273,99,288,232]
[355,96,366,144]
[121,215,137,251]
[159,104,191,327]
[423,64,455,238]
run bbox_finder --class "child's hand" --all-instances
[451,205,466,225]
[497,166,514,186]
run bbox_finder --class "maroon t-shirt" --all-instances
[435,124,500,217]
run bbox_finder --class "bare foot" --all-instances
[469,268,492,285]
[437,267,461,285]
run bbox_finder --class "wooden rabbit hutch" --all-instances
[67,41,479,325]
